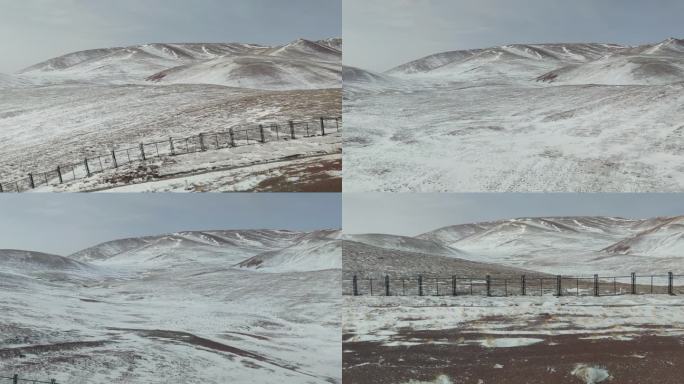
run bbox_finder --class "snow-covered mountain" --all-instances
[343,240,544,279]
[238,230,341,272]
[18,38,341,90]
[18,43,258,85]
[343,38,684,192]
[601,216,684,257]
[316,37,342,52]
[260,38,341,63]
[344,233,467,258]
[346,216,684,277]
[147,54,340,90]
[71,229,339,271]
[384,39,684,85]
[0,229,341,383]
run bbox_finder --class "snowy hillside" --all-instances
[0,73,30,89]
[344,37,684,192]
[346,216,684,277]
[384,41,684,85]
[73,229,340,271]
[0,249,96,278]
[238,230,342,272]
[0,37,341,192]
[342,66,408,93]
[344,233,467,257]
[0,229,341,383]
[18,43,262,85]
[18,39,341,90]
[343,240,545,279]
[386,43,622,77]
[260,38,341,63]
[601,216,684,257]
[147,55,340,90]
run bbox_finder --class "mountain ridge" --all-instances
[382,38,684,85]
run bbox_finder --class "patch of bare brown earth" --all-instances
[343,329,684,384]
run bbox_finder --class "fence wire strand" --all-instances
[0,117,341,192]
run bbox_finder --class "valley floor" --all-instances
[343,82,684,192]
[0,267,341,384]
[343,295,684,384]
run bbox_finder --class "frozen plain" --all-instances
[343,38,684,192]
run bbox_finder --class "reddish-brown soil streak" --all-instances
[252,158,341,192]
[343,330,684,384]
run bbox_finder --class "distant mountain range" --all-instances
[344,216,684,277]
[346,37,684,86]
[1,229,341,279]
[4,38,341,90]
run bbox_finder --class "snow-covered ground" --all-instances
[0,230,341,383]
[28,132,342,192]
[343,295,684,383]
[0,38,341,192]
[344,216,684,278]
[344,38,684,192]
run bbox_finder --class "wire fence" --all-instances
[343,272,684,297]
[0,374,57,384]
[0,116,341,193]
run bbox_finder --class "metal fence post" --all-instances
[199,133,206,151]
[111,150,118,168]
[486,275,491,297]
[229,128,236,147]
[669,272,674,295]
[139,143,146,160]
[385,275,390,296]
[452,275,457,296]
[259,124,266,143]
[289,120,296,139]
[418,275,423,296]
[320,117,326,136]
[335,117,340,131]
[28,173,35,189]
[56,166,63,183]
[169,137,175,155]
[0,183,3,193]
[556,275,562,297]
[84,158,91,177]
[631,272,636,294]
[13,374,18,384]
[594,274,599,297]
[521,275,526,296]
[352,275,358,296]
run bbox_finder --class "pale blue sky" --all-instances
[0,0,341,72]
[0,193,341,255]
[344,193,684,236]
[344,0,684,72]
